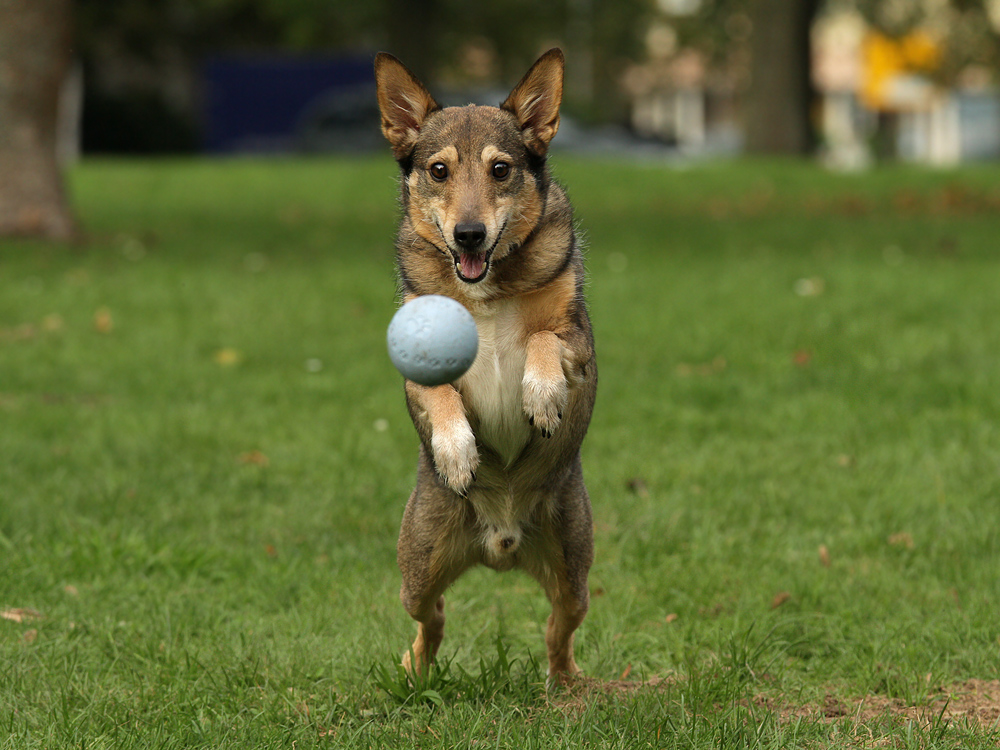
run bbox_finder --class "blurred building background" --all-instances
[56,0,1000,165]
[60,0,1000,168]
[0,0,990,167]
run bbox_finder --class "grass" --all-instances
[2,154,1000,747]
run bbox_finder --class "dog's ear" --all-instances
[501,48,564,156]
[374,53,440,160]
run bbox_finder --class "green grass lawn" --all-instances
[2,155,999,748]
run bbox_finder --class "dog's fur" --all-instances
[375,49,597,680]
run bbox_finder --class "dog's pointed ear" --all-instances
[501,48,564,156]
[374,52,440,160]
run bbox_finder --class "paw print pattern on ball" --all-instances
[387,295,479,386]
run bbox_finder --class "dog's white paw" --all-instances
[431,417,479,495]
[522,369,568,439]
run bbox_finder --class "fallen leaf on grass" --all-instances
[819,545,831,568]
[665,613,679,624]
[22,629,38,644]
[213,348,242,366]
[1,608,44,624]
[888,532,915,549]
[771,591,792,610]
[792,349,812,367]
[238,450,269,467]
[620,664,632,680]
[93,307,113,334]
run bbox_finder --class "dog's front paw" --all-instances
[431,418,479,495]
[522,369,568,439]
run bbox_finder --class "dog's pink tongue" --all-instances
[459,253,485,279]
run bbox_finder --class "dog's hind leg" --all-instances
[401,591,447,676]
[528,475,594,681]
[399,545,468,676]
[397,466,475,675]
[542,557,590,679]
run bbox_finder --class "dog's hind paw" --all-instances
[431,417,479,495]
[545,664,583,691]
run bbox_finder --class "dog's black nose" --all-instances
[454,222,486,249]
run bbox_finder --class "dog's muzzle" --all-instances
[453,221,490,283]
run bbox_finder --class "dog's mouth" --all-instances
[451,222,505,284]
[456,252,490,283]
[437,222,507,284]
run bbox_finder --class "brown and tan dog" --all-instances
[375,48,597,681]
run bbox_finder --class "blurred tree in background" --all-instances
[0,0,77,240]
[744,0,821,154]
[671,0,820,155]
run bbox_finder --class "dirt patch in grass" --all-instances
[804,679,1000,730]
[556,676,1000,732]
[551,674,673,713]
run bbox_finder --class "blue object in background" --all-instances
[202,54,379,153]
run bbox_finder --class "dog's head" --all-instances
[375,49,564,289]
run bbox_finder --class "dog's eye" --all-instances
[492,162,510,180]
[429,162,449,181]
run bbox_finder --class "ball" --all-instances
[387,295,479,386]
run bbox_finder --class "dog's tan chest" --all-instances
[458,300,531,466]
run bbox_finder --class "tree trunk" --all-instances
[0,0,77,240]
[744,0,821,155]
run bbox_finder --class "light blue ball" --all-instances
[387,295,479,386]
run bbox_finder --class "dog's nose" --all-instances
[454,222,486,249]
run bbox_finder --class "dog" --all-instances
[374,48,597,682]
